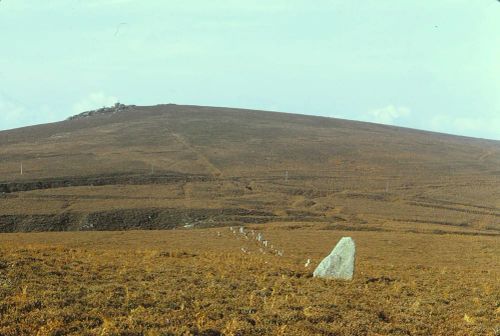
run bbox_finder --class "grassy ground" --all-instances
[0,227,498,335]
[0,106,498,334]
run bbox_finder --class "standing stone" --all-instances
[313,237,356,280]
[305,259,311,268]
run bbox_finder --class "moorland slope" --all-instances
[0,104,498,233]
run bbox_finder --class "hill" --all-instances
[0,104,499,234]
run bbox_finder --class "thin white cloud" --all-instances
[365,105,411,125]
[72,92,118,114]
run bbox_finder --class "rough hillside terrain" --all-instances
[0,104,498,234]
[0,105,499,335]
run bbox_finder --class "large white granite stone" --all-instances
[313,237,356,280]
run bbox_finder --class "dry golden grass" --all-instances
[0,105,499,334]
[0,227,498,335]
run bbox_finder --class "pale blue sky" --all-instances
[0,1,499,140]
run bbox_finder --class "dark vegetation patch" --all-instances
[0,207,347,233]
[344,192,391,201]
[407,201,500,217]
[392,218,469,228]
[0,172,212,194]
[404,229,500,237]
[0,208,278,233]
[366,276,396,284]
[322,224,386,232]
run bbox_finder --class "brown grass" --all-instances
[0,228,498,335]
[1,105,499,234]
[0,105,499,334]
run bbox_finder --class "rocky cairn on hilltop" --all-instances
[67,102,136,121]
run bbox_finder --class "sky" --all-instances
[0,1,499,140]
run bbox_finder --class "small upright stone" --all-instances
[305,259,311,268]
[313,237,356,280]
